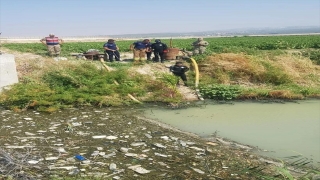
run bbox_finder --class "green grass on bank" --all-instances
[0,61,182,112]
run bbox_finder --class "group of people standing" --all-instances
[40,34,209,87]
[102,38,209,63]
[103,38,169,63]
[40,33,209,62]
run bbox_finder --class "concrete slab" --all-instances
[0,54,19,91]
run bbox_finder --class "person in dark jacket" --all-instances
[151,39,168,63]
[103,39,120,62]
[169,61,189,86]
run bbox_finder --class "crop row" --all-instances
[3,35,320,56]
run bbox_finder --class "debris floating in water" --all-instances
[27,160,39,164]
[106,135,118,140]
[128,165,151,174]
[92,135,107,139]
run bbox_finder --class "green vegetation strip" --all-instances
[3,35,320,55]
[0,61,183,112]
[1,35,320,111]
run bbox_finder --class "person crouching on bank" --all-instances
[169,61,189,86]
[103,39,120,62]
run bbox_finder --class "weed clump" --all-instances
[200,84,241,100]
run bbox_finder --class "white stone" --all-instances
[153,143,166,148]
[109,163,117,171]
[82,160,91,164]
[98,152,105,156]
[53,144,64,146]
[144,134,152,138]
[45,157,59,161]
[48,166,77,170]
[71,122,82,126]
[37,130,47,133]
[160,136,170,141]
[130,142,146,147]
[154,153,168,157]
[103,152,116,158]
[28,160,39,164]
[191,167,205,174]
[125,153,138,157]
[56,147,67,153]
[128,165,150,174]
[189,146,205,151]
[120,147,129,153]
[92,135,106,139]
[25,132,36,136]
[106,136,118,140]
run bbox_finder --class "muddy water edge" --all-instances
[0,103,317,179]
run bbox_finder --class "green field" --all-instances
[3,35,320,56]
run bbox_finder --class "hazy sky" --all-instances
[0,0,319,37]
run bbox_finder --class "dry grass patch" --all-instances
[205,53,264,74]
[272,54,320,86]
[3,48,63,80]
[199,53,267,84]
[268,90,298,99]
[199,52,320,88]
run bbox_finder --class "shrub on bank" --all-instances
[0,61,183,112]
[199,84,241,100]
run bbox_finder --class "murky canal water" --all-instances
[143,100,320,166]
[1,100,319,178]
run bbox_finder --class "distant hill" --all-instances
[105,26,320,39]
[1,26,319,39]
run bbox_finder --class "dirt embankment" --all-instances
[2,48,199,101]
